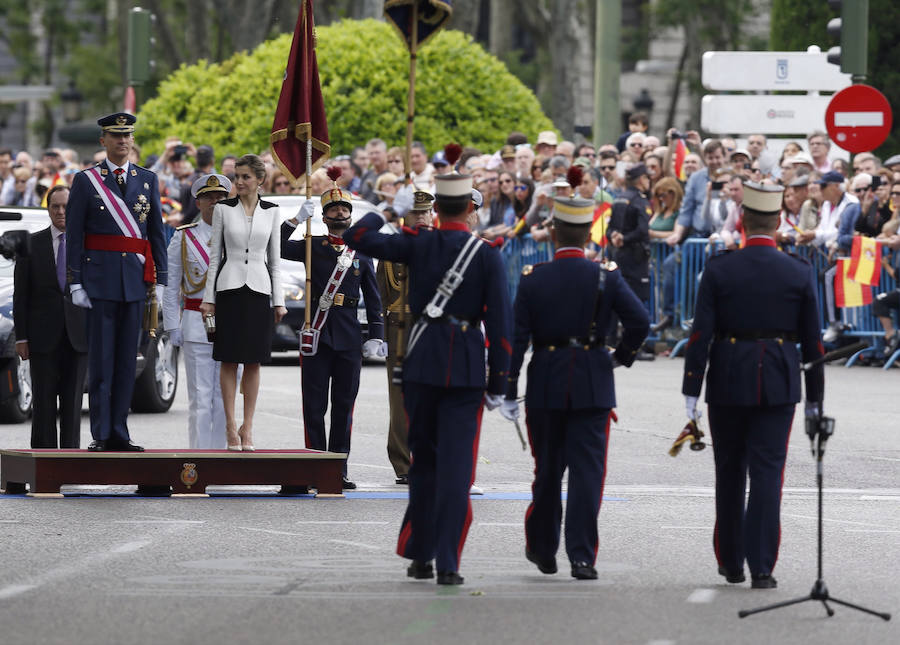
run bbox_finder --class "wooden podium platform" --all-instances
[0,449,346,497]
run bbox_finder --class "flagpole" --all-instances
[302,1,313,331]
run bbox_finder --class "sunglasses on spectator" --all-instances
[892,191,900,197]
[751,166,761,172]
[629,142,642,148]
[514,184,528,191]
[854,186,872,193]
[500,178,513,184]
[741,163,752,169]
[600,165,616,171]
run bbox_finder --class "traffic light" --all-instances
[826,0,868,80]
[127,8,155,86]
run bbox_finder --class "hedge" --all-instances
[136,19,555,161]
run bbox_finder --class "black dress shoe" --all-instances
[87,440,106,452]
[751,574,777,589]
[108,441,144,452]
[718,565,746,584]
[395,474,409,485]
[278,485,310,495]
[651,315,673,334]
[526,549,558,574]
[436,571,464,585]
[407,560,434,579]
[342,477,357,490]
[570,561,598,580]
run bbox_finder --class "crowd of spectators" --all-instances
[4,113,900,359]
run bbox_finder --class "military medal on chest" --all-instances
[133,193,151,222]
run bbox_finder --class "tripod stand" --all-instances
[739,348,892,620]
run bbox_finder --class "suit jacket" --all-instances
[281,225,383,352]
[65,161,168,301]
[682,237,825,406]
[203,197,284,307]
[345,215,511,393]
[14,227,88,353]
[507,249,649,410]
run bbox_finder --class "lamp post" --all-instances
[60,81,83,123]
[633,88,654,115]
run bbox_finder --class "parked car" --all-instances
[264,194,394,352]
[0,206,178,423]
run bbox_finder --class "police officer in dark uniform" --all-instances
[502,196,649,580]
[66,113,168,451]
[344,169,512,586]
[682,181,825,589]
[281,181,384,490]
[606,162,652,306]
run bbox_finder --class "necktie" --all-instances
[114,168,125,196]
[56,232,66,292]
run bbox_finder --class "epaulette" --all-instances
[489,237,504,248]
[220,196,239,207]
[175,222,198,231]
[401,225,419,236]
[259,199,278,210]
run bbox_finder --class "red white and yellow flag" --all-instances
[847,235,881,286]
[834,257,873,308]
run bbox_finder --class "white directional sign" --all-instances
[702,51,851,91]
[701,94,831,135]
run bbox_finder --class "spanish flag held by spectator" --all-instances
[39,172,67,207]
[834,257,873,308]
[590,202,611,246]
[673,137,688,182]
[847,235,881,286]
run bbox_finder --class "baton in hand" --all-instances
[512,418,527,451]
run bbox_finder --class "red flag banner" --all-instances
[270,0,330,185]
[673,138,688,182]
[847,235,882,286]
[834,257,873,308]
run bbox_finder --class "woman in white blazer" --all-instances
[200,154,287,451]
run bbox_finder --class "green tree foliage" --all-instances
[771,0,900,156]
[136,19,554,160]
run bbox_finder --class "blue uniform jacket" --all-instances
[66,162,168,301]
[507,250,649,409]
[281,224,383,352]
[344,215,512,394]
[682,237,825,405]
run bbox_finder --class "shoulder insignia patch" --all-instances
[175,222,198,231]
[522,265,533,276]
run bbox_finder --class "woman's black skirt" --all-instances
[212,285,273,364]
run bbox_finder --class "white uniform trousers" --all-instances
[183,341,226,449]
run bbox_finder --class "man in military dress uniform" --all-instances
[66,113,168,451]
[682,182,825,589]
[606,163,652,307]
[163,173,231,449]
[344,170,512,585]
[281,183,384,489]
[502,195,649,580]
[375,190,434,485]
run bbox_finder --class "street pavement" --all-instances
[0,352,897,644]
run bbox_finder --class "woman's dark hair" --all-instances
[513,177,534,217]
[235,153,266,181]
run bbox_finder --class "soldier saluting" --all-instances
[502,195,649,580]
[344,145,512,586]
[66,113,168,451]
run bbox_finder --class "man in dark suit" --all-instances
[281,181,384,489]
[345,167,512,586]
[14,184,88,448]
[503,195,649,580]
[65,113,168,452]
[682,182,825,590]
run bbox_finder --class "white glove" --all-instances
[168,328,183,347]
[500,399,519,421]
[376,341,388,358]
[805,401,822,419]
[295,199,315,225]
[484,393,503,411]
[685,395,701,421]
[71,285,92,309]
[393,184,414,217]
[362,339,383,358]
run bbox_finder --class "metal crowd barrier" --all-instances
[500,235,900,368]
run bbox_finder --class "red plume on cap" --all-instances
[566,166,584,189]
[326,165,343,183]
[443,143,462,168]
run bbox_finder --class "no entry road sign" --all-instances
[825,84,893,153]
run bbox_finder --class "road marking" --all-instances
[844,529,900,533]
[237,526,305,537]
[867,456,900,462]
[686,588,717,603]
[114,520,205,524]
[783,513,890,528]
[111,540,152,554]
[859,495,900,501]
[0,584,37,599]
[0,520,21,523]
[329,539,380,550]
[296,520,389,525]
